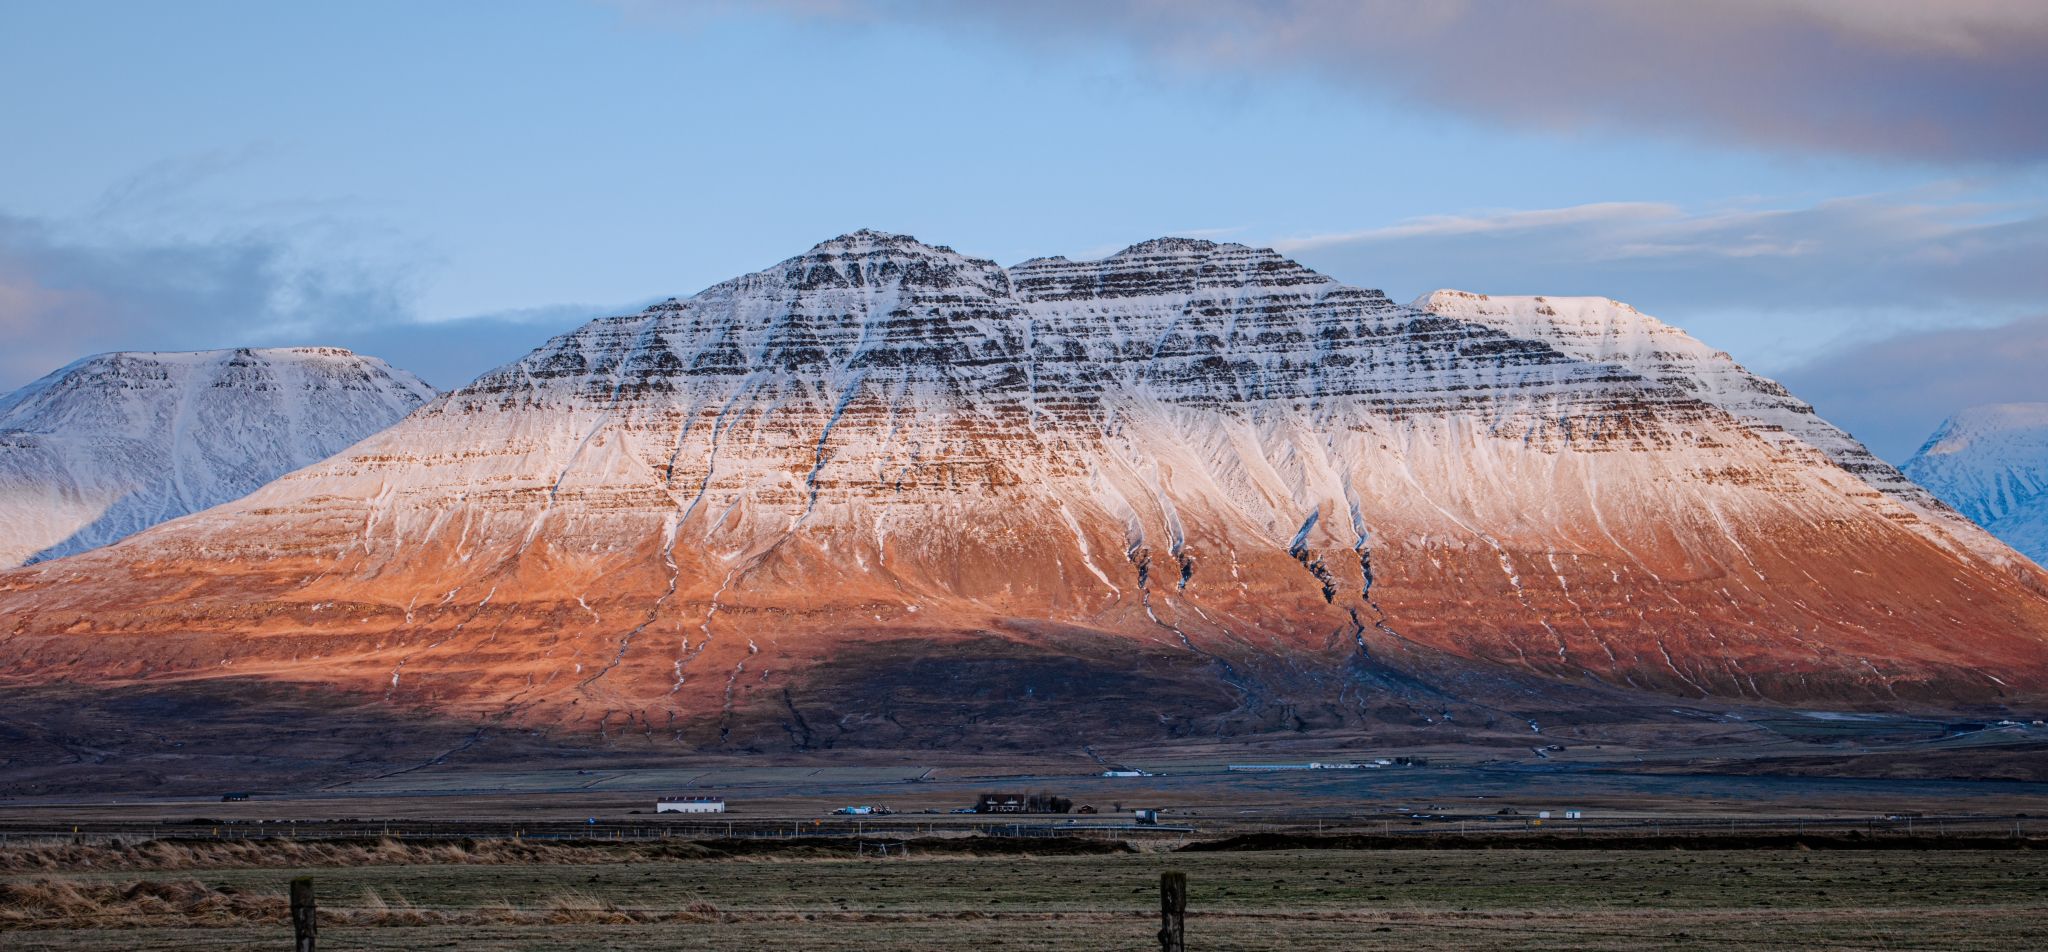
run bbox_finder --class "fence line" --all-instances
[2,814,2041,847]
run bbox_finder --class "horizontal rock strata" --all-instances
[3,233,2044,750]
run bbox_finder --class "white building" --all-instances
[656,796,725,813]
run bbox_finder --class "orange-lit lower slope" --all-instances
[3,233,2044,751]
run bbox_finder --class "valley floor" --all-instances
[6,711,2047,949]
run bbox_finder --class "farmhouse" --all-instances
[655,796,725,814]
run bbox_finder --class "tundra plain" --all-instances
[6,747,2048,952]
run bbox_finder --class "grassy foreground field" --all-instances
[5,837,2047,951]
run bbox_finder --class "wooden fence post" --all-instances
[1158,871,1186,952]
[290,876,317,952]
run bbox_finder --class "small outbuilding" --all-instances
[656,796,725,814]
[973,792,1071,814]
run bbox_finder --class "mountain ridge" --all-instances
[2,232,2043,759]
[1410,290,2029,577]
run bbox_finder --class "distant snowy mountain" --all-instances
[0,347,436,567]
[1905,403,2048,566]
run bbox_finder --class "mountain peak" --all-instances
[805,228,964,258]
[1012,236,1340,302]
[745,230,1008,297]
[1905,403,2048,567]
[0,347,435,568]
[1914,403,2048,458]
[1410,290,1654,329]
[1109,236,1231,257]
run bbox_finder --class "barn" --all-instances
[656,796,726,813]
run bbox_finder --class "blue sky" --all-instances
[2,0,2043,461]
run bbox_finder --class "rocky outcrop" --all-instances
[0,348,436,568]
[2,234,2044,753]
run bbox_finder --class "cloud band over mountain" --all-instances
[653,0,2048,163]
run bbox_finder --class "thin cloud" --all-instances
[650,0,2048,163]
[1278,203,1682,246]
[1277,191,2048,319]
[0,210,626,396]
[327,303,650,393]
[1777,314,2048,464]
[0,211,414,392]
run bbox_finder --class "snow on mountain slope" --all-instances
[3,235,2045,750]
[1906,403,2048,566]
[0,348,436,568]
[1411,290,2026,570]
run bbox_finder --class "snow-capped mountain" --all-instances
[1905,403,2048,566]
[3,234,2043,749]
[0,347,436,568]
[1411,291,2020,571]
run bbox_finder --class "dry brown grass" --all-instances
[0,835,1129,875]
[0,876,811,930]
[8,841,2045,949]
[0,838,703,874]
[11,872,2047,951]
[0,878,287,929]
